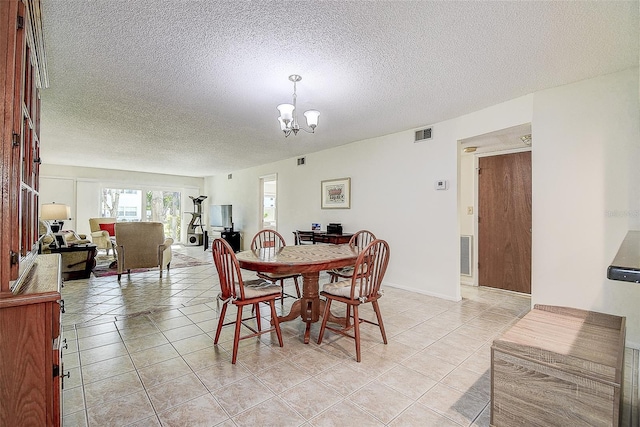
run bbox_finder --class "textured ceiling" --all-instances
[40,1,638,177]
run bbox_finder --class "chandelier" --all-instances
[277,74,320,137]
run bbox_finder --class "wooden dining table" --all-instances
[236,244,359,343]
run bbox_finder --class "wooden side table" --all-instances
[50,244,98,280]
[491,305,625,426]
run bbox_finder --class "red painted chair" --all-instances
[212,238,283,364]
[317,239,390,362]
[250,229,301,300]
[327,230,376,283]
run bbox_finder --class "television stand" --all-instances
[221,230,241,252]
[207,229,241,252]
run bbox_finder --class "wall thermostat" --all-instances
[435,180,448,190]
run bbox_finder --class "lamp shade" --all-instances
[277,103,295,123]
[40,203,70,220]
[277,117,287,131]
[304,110,320,129]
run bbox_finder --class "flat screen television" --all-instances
[210,204,233,230]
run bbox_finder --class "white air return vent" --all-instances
[297,157,306,166]
[415,127,432,143]
[461,235,472,276]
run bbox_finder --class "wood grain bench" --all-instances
[491,304,626,426]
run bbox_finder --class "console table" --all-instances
[297,231,354,245]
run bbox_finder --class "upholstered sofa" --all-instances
[114,222,173,281]
[89,217,117,255]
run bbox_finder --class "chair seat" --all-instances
[323,280,362,299]
[328,263,368,279]
[238,279,282,299]
[258,271,300,280]
[328,266,354,276]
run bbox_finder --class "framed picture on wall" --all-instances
[321,177,351,209]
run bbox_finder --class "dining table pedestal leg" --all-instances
[277,271,348,344]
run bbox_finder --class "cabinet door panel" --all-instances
[0,303,50,426]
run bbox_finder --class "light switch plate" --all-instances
[435,180,448,190]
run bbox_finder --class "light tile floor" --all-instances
[61,245,638,427]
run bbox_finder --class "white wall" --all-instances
[532,68,640,348]
[39,177,76,230]
[205,94,534,302]
[40,165,204,240]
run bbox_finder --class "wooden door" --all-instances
[478,152,531,293]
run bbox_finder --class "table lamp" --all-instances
[40,202,70,233]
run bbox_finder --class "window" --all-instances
[101,188,182,240]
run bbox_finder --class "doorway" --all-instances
[259,174,277,230]
[478,151,532,293]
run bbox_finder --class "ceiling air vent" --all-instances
[297,157,306,166]
[227,173,232,180]
[415,127,432,143]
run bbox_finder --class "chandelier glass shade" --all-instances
[277,74,319,137]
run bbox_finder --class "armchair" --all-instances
[89,217,117,255]
[114,222,173,281]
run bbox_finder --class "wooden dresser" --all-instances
[491,305,626,426]
[0,0,61,424]
[0,255,64,426]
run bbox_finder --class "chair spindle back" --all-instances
[349,230,376,252]
[251,229,286,251]
[351,239,390,301]
[212,238,244,300]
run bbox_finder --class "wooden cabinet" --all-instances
[491,305,626,427]
[221,231,241,252]
[0,1,59,425]
[208,230,242,252]
[0,255,63,426]
[1,0,48,291]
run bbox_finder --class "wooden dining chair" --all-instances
[250,229,301,299]
[327,230,376,283]
[212,238,283,364]
[317,239,390,362]
[293,230,315,245]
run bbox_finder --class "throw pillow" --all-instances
[99,222,115,236]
